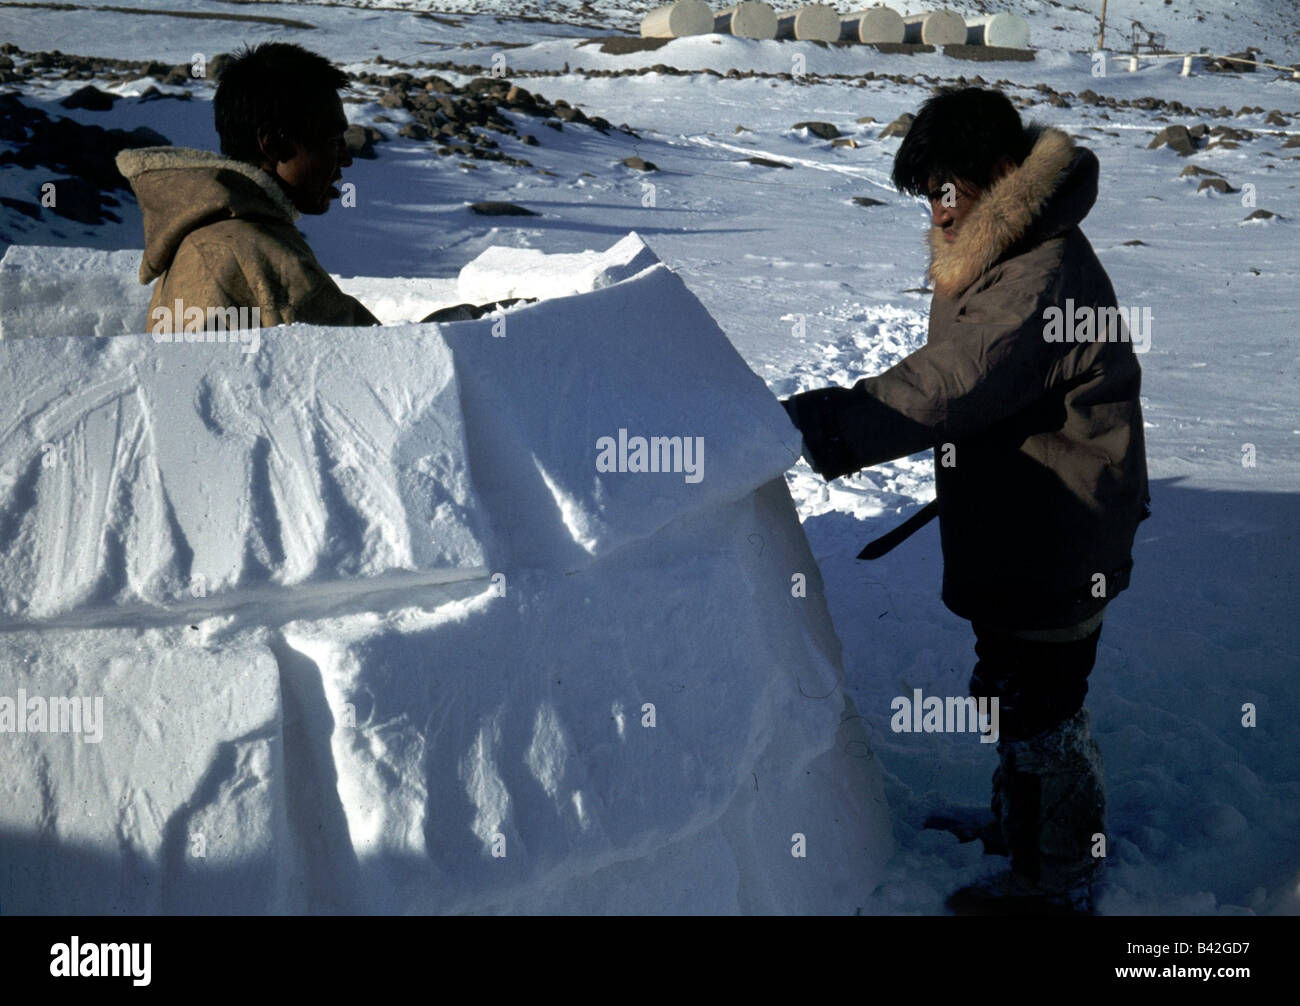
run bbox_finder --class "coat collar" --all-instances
[115,146,303,284]
[116,146,302,223]
[926,126,1078,299]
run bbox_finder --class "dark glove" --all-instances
[780,396,802,432]
[779,396,812,467]
[420,297,537,323]
[779,387,861,481]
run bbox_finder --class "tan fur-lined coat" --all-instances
[787,126,1150,630]
[117,146,379,332]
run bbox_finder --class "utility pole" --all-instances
[1098,0,1108,50]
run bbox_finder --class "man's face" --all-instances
[261,92,351,215]
[927,176,982,244]
[925,155,1016,243]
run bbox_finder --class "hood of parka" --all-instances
[116,146,302,285]
[927,125,1099,299]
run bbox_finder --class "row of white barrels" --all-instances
[641,3,1030,49]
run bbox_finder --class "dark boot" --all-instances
[947,709,1106,915]
[984,759,1010,856]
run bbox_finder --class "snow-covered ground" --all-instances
[0,0,1298,914]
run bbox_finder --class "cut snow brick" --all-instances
[0,627,285,914]
[279,478,891,914]
[442,240,801,568]
[0,323,488,619]
[0,246,148,340]
[455,230,659,304]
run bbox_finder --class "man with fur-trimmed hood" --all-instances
[117,42,380,333]
[781,88,1150,914]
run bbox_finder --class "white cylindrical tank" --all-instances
[641,1,715,39]
[714,2,779,39]
[776,4,841,42]
[964,12,1030,48]
[901,9,966,46]
[839,6,905,44]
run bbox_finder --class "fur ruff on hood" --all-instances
[115,146,302,284]
[116,146,300,222]
[114,145,378,329]
[926,126,1078,298]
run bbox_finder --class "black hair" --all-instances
[214,42,350,163]
[891,87,1030,197]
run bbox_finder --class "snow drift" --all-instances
[0,234,892,913]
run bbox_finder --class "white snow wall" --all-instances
[0,234,892,914]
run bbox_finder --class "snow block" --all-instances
[337,275,461,326]
[0,234,892,913]
[455,231,660,305]
[0,627,285,913]
[443,238,799,568]
[0,246,147,340]
[279,478,890,914]
[0,324,487,619]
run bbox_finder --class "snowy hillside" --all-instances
[56,0,1294,57]
[2,1,1298,64]
[0,0,1297,916]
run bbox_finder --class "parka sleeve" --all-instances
[786,269,1062,480]
[185,228,381,328]
[292,275,382,327]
